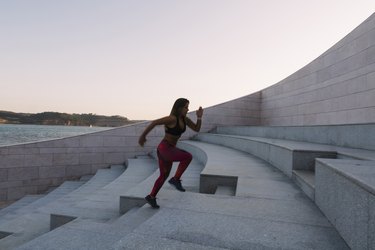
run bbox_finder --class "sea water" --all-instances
[0,124,110,146]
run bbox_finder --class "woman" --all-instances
[138,98,203,208]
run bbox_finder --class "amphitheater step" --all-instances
[194,133,338,178]
[292,170,315,201]
[179,140,300,199]
[0,195,43,217]
[115,190,349,249]
[16,206,158,250]
[0,181,85,227]
[48,158,157,229]
[0,166,125,249]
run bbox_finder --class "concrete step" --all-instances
[16,206,158,250]
[215,124,375,152]
[115,190,349,249]
[292,170,315,201]
[179,140,296,199]
[0,166,125,249]
[0,181,85,227]
[0,195,43,217]
[48,159,157,229]
[194,133,337,178]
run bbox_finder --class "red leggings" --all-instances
[150,139,192,197]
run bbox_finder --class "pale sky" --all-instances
[1,1,374,120]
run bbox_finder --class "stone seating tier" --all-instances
[202,125,375,250]
[0,165,125,250]
[49,158,156,229]
[316,158,375,250]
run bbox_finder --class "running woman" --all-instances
[138,98,203,208]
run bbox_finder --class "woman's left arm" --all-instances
[186,106,203,132]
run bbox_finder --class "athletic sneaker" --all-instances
[168,177,186,192]
[145,195,160,209]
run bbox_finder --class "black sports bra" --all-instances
[165,116,186,136]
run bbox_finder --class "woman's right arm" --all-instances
[138,116,175,147]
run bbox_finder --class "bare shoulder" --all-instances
[153,115,176,126]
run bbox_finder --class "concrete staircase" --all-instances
[0,166,127,249]
[3,125,373,249]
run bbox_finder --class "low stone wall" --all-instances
[0,92,261,202]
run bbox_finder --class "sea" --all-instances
[0,124,111,146]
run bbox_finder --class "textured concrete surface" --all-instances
[217,123,375,150]
[0,167,125,250]
[194,133,340,177]
[315,159,374,250]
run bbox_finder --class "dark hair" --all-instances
[170,98,189,117]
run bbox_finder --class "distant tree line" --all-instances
[0,111,137,127]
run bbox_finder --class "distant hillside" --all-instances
[0,111,139,127]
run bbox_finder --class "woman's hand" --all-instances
[196,106,203,118]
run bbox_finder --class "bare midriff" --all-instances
[163,133,180,146]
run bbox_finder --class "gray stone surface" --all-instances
[113,233,228,250]
[47,160,155,225]
[292,170,315,201]
[0,195,43,217]
[370,194,375,249]
[0,181,85,226]
[315,159,372,250]
[236,177,302,200]
[16,206,158,250]
[217,124,375,150]
[194,133,339,177]
[127,206,348,250]
[0,166,125,249]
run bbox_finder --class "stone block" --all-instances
[8,146,39,155]
[66,165,91,177]
[39,166,66,179]
[315,159,372,250]
[53,153,79,166]
[8,167,38,181]
[370,194,375,249]
[0,155,24,168]
[79,136,103,147]
[0,188,7,201]
[0,169,7,181]
[0,148,9,155]
[39,148,67,154]
[7,185,38,200]
[103,136,125,147]
[79,153,103,165]
[24,153,53,167]
[103,152,126,164]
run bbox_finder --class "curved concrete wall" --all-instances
[260,13,375,126]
